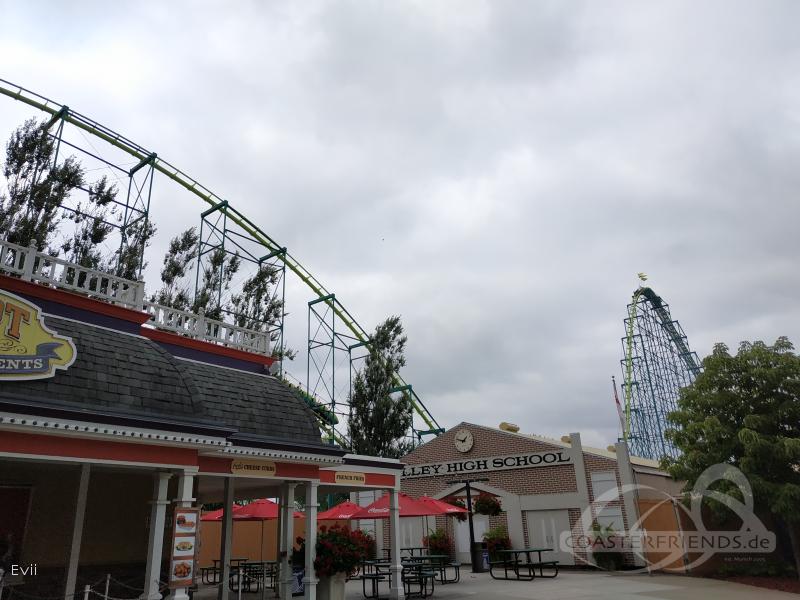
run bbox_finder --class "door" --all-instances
[525,509,574,565]
[454,514,489,564]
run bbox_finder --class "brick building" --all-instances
[398,422,680,567]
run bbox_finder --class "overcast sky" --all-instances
[2,1,799,449]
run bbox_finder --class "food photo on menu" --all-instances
[174,538,195,557]
[175,512,197,533]
[172,559,193,580]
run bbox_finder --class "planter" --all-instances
[317,572,346,600]
[291,567,305,596]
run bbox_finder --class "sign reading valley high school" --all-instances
[402,450,573,479]
[0,290,76,381]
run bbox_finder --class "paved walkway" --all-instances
[343,570,794,599]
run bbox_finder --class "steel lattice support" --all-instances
[195,201,286,364]
[620,287,701,460]
[39,106,154,280]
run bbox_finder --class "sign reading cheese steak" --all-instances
[0,290,76,381]
[334,471,366,486]
[402,450,572,479]
[231,459,276,477]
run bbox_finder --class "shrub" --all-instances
[312,525,374,578]
[483,526,511,559]
[590,522,625,571]
[423,528,453,556]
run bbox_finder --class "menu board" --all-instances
[169,507,199,588]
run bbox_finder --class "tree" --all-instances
[347,315,413,458]
[1,118,153,278]
[152,227,199,310]
[664,337,800,577]
[1,118,84,251]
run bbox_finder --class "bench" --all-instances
[360,572,388,599]
[402,567,436,598]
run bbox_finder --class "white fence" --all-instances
[0,239,271,356]
[0,239,144,308]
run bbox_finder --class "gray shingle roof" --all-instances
[176,360,323,443]
[0,316,323,445]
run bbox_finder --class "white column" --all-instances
[615,441,646,567]
[217,477,235,600]
[169,471,197,600]
[65,464,91,600]
[388,488,404,600]
[275,488,284,598]
[279,483,296,600]
[303,482,318,600]
[143,472,172,600]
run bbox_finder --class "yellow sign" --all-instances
[334,471,366,486]
[230,459,277,477]
[0,290,76,381]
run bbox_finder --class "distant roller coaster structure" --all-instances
[0,78,443,448]
[620,285,701,460]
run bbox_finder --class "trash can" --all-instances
[470,541,489,572]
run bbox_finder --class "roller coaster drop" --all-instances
[620,285,701,460]
[0,78,443,447]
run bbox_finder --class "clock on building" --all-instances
[454,428,474,453]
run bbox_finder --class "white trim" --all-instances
[0,411,229,448]
[0,450,197,471]
[205,445,344,466]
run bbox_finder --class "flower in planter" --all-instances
[314,525,375,578]
[473,492,502,516]
[483,526,511,559]
[422,528,453,556]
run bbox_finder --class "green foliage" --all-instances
[423,528,453,556]
[152,227,199,310]
[664,337,800,574]
[473,492,502,516]
[1,119,83,251]
[664,337,800,523]
[347,316,413,458]
[192,247,240,319]
[1,119,153,278]
[590,521,625,571]
[483,526,511,559]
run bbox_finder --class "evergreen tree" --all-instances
[664,337,800,577]
[0,119,83,251]
[152,227,199,310]
[347,316,413,458]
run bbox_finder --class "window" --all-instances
[591,471,618,500]
[596,506,624,532]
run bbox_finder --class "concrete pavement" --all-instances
[344,570,794,599]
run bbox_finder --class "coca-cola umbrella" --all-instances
[317,500,363,521]
[350,492,438,519]
[417,496,469,517]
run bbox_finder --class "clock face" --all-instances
[454,428,474,453]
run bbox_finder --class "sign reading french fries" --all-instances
[169,507,199,588]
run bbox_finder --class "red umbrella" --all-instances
[418,496,468,516]
[201,505,243,521]
[234,498,303,520]
[317,500,362,520]
[350,493,437,519]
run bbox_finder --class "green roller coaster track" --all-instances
[622,285,701,441]
[0,78,442,444]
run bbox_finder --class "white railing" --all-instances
[0,238,272,357]
[144,302,271,355]
[0,239,145,308]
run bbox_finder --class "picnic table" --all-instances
[489,548,559,581]
[401,546,429,557]
[359,553,460,598]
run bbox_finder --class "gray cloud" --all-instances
[1,0,799,450]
